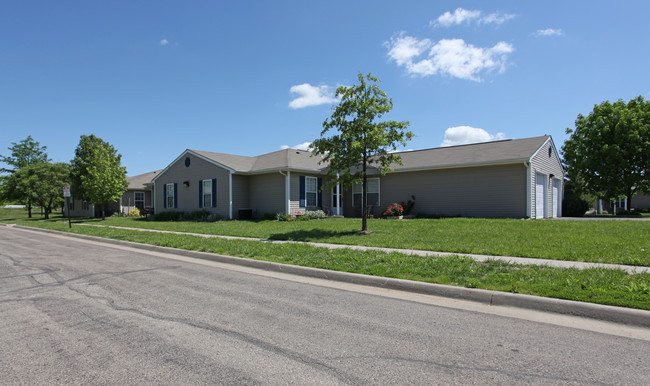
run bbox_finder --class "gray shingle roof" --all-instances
[185,135,551,175]
[190,148,325,173]
[390,135,551,172]
[126,170,162,190]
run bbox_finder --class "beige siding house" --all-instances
[152,135,564,219]
[64,170,159,217]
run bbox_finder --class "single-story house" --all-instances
[598,194,650,213]
[64,170,159,217]
[152,135,564,219]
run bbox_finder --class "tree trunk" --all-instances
[27,199,32,218]
[102,203,106,221]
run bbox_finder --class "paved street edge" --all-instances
[7,224,650,328]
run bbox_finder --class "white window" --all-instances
[202,179,212,208]
[134,192,145,209]
[353,178,380,207]
[166,183,175,208]
[305,176,317,207]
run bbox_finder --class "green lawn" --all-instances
[61,214,650,266]
[2,210,649,310]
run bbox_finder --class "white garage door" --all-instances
[535,174,546,219]
[552,179,561,217]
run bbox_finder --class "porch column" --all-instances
[336,172,341,216]
[286,171,291,215]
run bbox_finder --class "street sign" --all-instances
[63,186,71,197]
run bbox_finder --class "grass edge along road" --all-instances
[68,214,650,266]
[1,213,649,311]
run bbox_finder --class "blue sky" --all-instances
[1,1,648,176]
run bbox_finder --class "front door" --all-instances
[332,185,343,216]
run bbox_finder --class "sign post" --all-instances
[63,186,71,228]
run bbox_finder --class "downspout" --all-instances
[279,170,290,214]
[524,161,531,218]
[229,172,233,220]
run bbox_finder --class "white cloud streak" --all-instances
[159,38,169,46]
[441,126,506,147]
[432,8,516,27]
[280,142,312,151]
[534,28,565,37]
[288,83,338,109]
[386,34,514,81]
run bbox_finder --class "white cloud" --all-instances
[385,34,432,66]
[288,83,338,109]
[432,8,516,27]
[159,38,169,46]
[434,8,481,27]
[534,28,564,37]
[386,35,514,81]
[441,126,506,147]
[280,142,312,151]
[480,11,516,26]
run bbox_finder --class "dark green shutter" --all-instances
[163,185,167,208]
[299,176,305,207]
[173,183,178,208]
[317,178,322,207]
[198,180,203,208]
[212,178,217,207]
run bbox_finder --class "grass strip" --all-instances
[82,216,650,266]
[8,218,650,311]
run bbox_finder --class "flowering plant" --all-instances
[383,203,404,216]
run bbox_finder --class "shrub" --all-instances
[184,210,212,222]
[304,210,326,219]
[562,181,590,217]
[400,195,416,215]
[383,203,404,217]
[128,208,140,217]
[153,211,185,221]
[276,212,292,221]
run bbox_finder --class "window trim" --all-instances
[305,176,318,207]
[352,178,380,207]
[202,179,213,208]
[166,183,175,209]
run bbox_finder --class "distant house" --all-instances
[598,194,650,213]
[152,135,564,219]
[64,170,159,217]
[119,170,160,214]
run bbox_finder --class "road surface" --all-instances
[1,226,648,384]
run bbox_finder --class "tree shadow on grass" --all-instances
[268,229,360,242]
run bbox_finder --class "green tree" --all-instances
[0,135,50,217]
[11,162,70,219]
[311,73,412,232]
[71,135,128,220]
[562,96,650,210]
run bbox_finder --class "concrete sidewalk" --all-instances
[78,223,650,274]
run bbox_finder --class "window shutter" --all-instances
[163,185,167,208]
[174,183,178,208]
[317,178,322,207]
[198,180,203,208]
[299,176,305,207]
[212,178,217,208]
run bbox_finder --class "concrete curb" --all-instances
[7,224,650,328]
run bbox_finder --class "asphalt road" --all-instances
[1,226,649,385]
